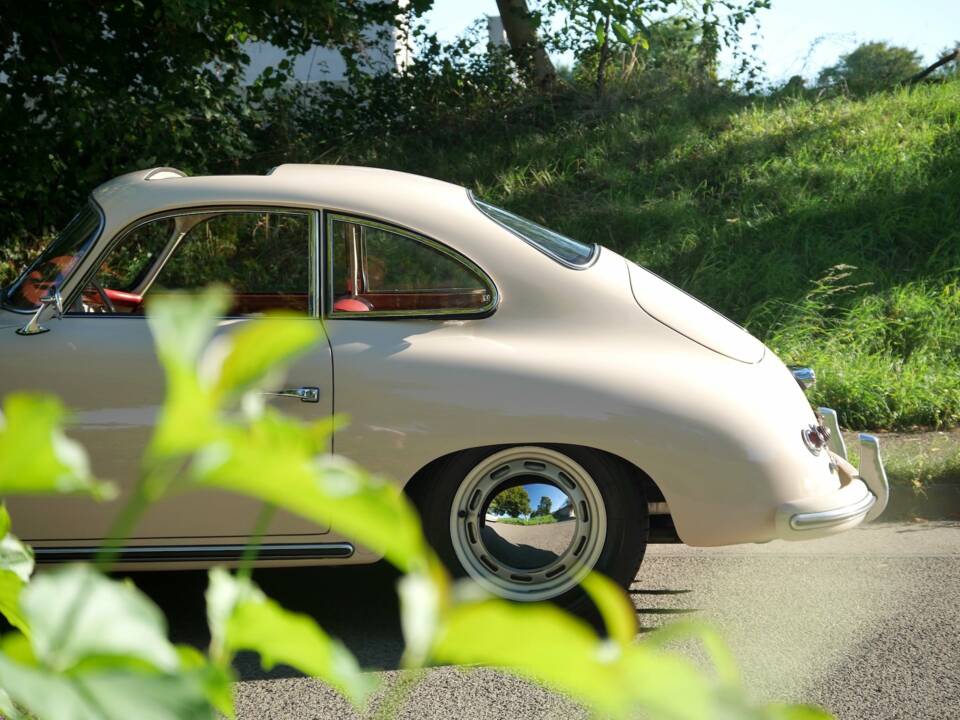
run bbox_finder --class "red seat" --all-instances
[333,297,374,312]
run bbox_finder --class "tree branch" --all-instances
[906,48,959,84]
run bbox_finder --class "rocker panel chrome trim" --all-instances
[33,542,354,563]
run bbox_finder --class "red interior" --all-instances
[104,288,144,310]
[84,288,487,315]
[333,289,489,313]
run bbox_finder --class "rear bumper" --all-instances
[775,408,890,540]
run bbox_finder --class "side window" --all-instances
[328,216,495,315]
[73,210,313,316]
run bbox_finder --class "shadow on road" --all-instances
[128,563,405,680]
[129,569,701,679]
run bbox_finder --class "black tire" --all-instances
[411,444,648,618]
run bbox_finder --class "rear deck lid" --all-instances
[627,260,765,364]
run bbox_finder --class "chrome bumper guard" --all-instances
[780,408,890,535]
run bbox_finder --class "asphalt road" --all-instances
[132,521,960,719]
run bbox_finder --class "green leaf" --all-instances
[209,313,323,402]
[0,651,217,720]
[0,506,34,584]
[594,18,606,46]
[0,573,30,637]
[0,685,26,720]
[0,566,227,719]
[763,705,836,719]
[22,564,179,672]
[0,394,114,499]
[580,572,637,646]
[431,599,633,717]
[146,287,231,373]
[612,21,631,45]
[397,561,449,667]
[206,569,373,705]
[641,620,740,686]
[192,412,429,572]
[145,290,231,462]
[431,599,745,720]
[0,506,34,636]
[618,646,720,720]
[176,645,235,719]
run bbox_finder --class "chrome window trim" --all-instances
[324,212,500,320]
[468,191,599,271]
[63,205,321,320]
[309,210,320,319]
[2,200,107,314]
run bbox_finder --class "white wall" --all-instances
[240,7,410,86]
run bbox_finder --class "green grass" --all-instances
[496,515,559,526]
[5,80,959,429]
[352,81,960,430]
[845,430,960,489]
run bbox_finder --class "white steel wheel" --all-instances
[449,446,608,602]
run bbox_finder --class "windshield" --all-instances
[473,197,597,267]
[4,203,102,311]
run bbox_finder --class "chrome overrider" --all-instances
[776,406,890,537]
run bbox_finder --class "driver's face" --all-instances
[21,255,74,305]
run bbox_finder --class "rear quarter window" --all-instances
[472,197,597,268]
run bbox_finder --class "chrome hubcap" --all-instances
[450,447,607,601]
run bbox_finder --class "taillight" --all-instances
[802,423,831,455]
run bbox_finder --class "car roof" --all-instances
[91,164,474,240]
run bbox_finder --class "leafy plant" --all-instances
[0,288,831,719]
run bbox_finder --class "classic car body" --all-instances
[0,165,889,604]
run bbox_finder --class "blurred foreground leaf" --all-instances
[0,394,113,499]
[0,685,25,720]
[0,565,226,719]
[581,571,638,646]
[763,705,837,719]
[206,568,374,705]
[146,289,231,461]
[208,313,323,403]
[0,505,34,636]
[192,413,429,572]
[430,596,746,720]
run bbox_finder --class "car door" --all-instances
[321,213,497,478]
[5,206,334,547]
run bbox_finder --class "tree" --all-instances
[533,495,553,517]
[496,0,558,86]
[0,0,416,238]
[546,0,770,97]
[489,485,532,518]
[818,41,924,96]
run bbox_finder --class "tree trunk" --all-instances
[495,0,557,87]
[595,13,611,98]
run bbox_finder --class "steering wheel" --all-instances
[88,279,116,314]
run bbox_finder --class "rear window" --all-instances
[473,197,597,268]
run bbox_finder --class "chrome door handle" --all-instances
[263,386,320,403]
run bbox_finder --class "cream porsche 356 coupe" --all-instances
[0,165,888,605]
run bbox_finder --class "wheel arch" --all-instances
[402,442,666,511]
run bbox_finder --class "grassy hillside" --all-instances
[3,81,958,429]
[357,81,960,430]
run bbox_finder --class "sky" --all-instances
[421,1,960,85]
